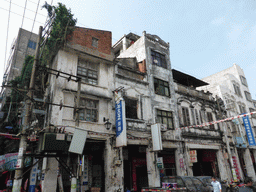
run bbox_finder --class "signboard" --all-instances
[151,124,163,151]
[242,115,256,146]
[115,91,127,147]
[29,159,38,192]
[69,129,87,154]
[190,150,197,163]
[157,157,164,169]
[235,137,246,148]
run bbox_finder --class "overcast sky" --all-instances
[1,0,256,99]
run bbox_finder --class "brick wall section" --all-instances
[68,27,112,55]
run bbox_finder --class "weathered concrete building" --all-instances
[113,31,230,191]
[172,69,232,181]
[198,63,256,181]
[42,27,117,191]
[1,28,38,107]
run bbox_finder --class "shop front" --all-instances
[123,145,148,192]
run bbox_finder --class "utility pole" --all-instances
[70,79,81,192]
[12,26,43,192]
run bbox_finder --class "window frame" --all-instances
[28,40,36,50]
[92,37,98,48]
[151,50,167,69]
[77,98,98,122]
[156,109,174,129]
[124,97,138,119]
[244,91,252,101]
[154,78,170,97]
[206,112,214,129]
[77,60,98,85]
[233,84,242,97]
[182,107,190,126]
[240,76,248,87]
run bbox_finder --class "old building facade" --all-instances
[198,63,256,181]
[113,31,231,191]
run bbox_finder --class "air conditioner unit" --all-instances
[160,124,167,131]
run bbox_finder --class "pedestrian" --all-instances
[211,176,222,192]
[238,177,256,192]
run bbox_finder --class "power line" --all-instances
[3,0,12,73]
[3,0,47,18]
[20,0,28,28]
[0,7,44,25]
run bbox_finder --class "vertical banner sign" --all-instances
[28,159,38,192]
[115,91,127,147]
[242,115,256,146]
[151,124,163,151]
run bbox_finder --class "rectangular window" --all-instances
[156,110,174,129]
[182,107,190,126]
[78,98,98,122]
[233,84,242,97]
[28,40,36,50]
[206,112,214,129]
[124,97,138,119]
[92,37,98,48]
[239,105,246,114]
[240,76,248,87]
[77,60,98,85]
[154,78,170,97]
[190,108,195,125]
[195,109,201,125]
[244,91,252,101]
[151,50,167,68]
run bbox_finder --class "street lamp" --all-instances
[103,117,112,130]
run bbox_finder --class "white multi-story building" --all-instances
[198,63,256,181]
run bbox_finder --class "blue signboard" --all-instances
[115,101,123,137]
[115,91,127,147]
[242,115,256,146]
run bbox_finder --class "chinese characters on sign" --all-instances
[115,91,127,147]
[190,150,197,163]
[242,115,256,146]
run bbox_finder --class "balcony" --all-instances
[176,83,213,101]
[126,118,147,131]
[181,127,222,141]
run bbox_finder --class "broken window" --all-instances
[77,60,98,85]
[206,112,214,129]
[124,97,138,119]
[78,98,98,122]
[156,110,174,129]
[182,107,190,126]
[154,78,170,97]
[92,37,98,48]
[151,50,167,68]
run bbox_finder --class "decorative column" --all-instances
[243,148,256,181]
[216,149,230,181]
[175,144,187,176]
[105,138,124,191]
[146,147,160,188]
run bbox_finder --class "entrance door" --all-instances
[136,166,148,192]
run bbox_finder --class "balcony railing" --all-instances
[126,118,147,131]
[181,127,222,140]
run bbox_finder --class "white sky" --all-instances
[1,0,256,100]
